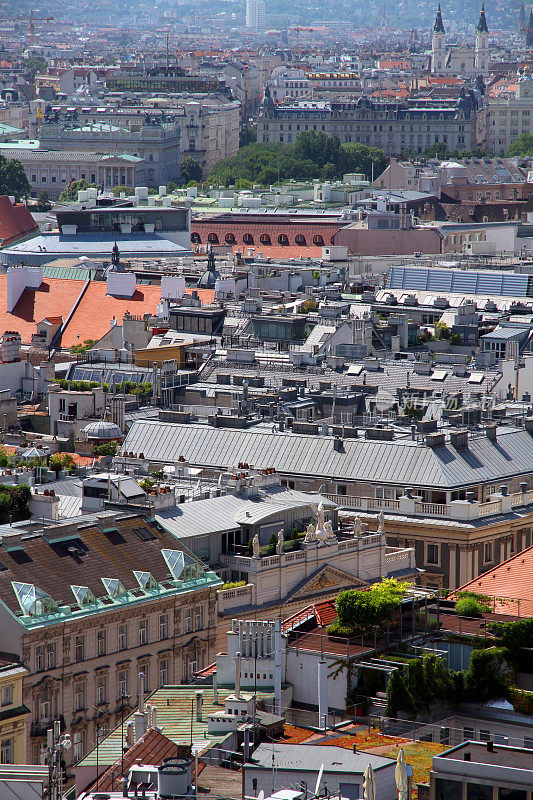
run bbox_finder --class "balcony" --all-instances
[324,488,533,523]
[31,715,64,738]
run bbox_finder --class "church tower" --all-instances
[431,2,446,75]
[475,2,490,77]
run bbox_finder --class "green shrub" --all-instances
[222,580,247,590]
[326,621,357,638]
[333,579,408,634]
[488,618,533,670]
[93,441,118,457]
[464,648,508,703]
[455,596,484,617]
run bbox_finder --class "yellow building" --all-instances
[0,662,30,764]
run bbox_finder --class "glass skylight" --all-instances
[71,585,96,606]
[101,577,127,598]
[12,582,58,617]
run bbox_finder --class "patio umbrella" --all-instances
[395,748,409,800]
[363,763,376,800]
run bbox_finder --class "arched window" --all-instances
[313,234,324,246]
[191,232,201,244]
[260,233,271,245]
[225,232,236,244]
[243,233,254,244]
[295,234,306,245]
[278,233,289,245]
[207,233,219,244]
[330,236,336,245]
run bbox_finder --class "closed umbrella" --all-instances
[395,748,408,800]
[363,763,376,800]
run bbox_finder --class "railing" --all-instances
[324,493,400,512]
[510,489,533,507]
[478,500,502,517]
[414,502,451,517]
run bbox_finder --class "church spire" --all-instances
[477,1,489,33]
[433,1,445,34]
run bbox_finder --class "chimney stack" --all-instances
[195,690,204,722]
[235,652,241,699]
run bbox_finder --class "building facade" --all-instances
[256,91,477,156]
[38,115,181,186]
[430,2,491,78]
[0,662,29,765]
[0,512,221,767]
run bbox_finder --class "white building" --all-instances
[430,2,490,78]
[245,0,266,32]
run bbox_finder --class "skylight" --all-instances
[161,549,185,580]
[12,582,58,617]
[71,585,96,606]
[133,570,159,591]
[101,577,127,598]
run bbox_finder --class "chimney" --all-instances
[318,661,328,732]
[235,652,241,699]
[274,619,282,716]
[486,423,497,441]
[500,485,508,497]
[195,690,204,722]
[525,417,533,436]
[486,741,494,752]
[152,705,157,729]
[213,669,218,704]
[126,721,134,746]
[138,672,145,713]
[450,430,468,450]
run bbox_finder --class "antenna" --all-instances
[314,763,325,797]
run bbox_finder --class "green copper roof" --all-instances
[433,1,445,33]
[477,2,489,33]
[78,685,274,767]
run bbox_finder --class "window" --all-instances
[484,542,492,563]
[118,624,127,651]
[185,609,193,633]
[260,233,271,245]
[159,658,169,687]
[39,697,50,721]
[439,727,450,745]
[139,619,148,646]
[159,614,168,641]
[73,731,84,762]
[243,233,254,244]
[426,544,440,565]
[188,657,197,677]
[278,234,289,245]
[75,635,84,662]
[337,484,347,496]
[194,606,203,630]
[96,675,106,705]
[35,645,44,672]
[313,234,324,245]
[463,727,474,740]
[225,233,236,244]
[47,642,56,669]
[97,629,106,656]
[1,685,13,707]
[0,738,13,764]
[479,729,491,742]
[207,233,219,244]
[295,234,306,245]
[74,680,86,711]
[118,669,128,699]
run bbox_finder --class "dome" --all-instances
[83,420,122,441]
[197,248,220,288]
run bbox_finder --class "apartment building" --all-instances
[0,661,29,765]
[478,73,533,155]
[0,512,221,766]
[257,91,477,156]
[121,420,533,590]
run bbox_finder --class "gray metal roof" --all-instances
[246,743,395,774]
[155,488,333,539]
[122,421,533,490]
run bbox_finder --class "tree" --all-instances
[36,191,52,211]
[0,155,31,199]
[59,179,95,202]
[464,648,508,703]
[507,133,533,157]
[180,156,203,184]
[335,579,407,633]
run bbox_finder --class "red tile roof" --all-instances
[0,196,38,247]
[453,545,533,617]
[87,728,192,792]
[0,276,214,346]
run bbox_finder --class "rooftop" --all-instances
[453,544,533,616]
[246,742,395,774]
[122,422,533,491]
[0,513,221,629]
